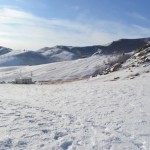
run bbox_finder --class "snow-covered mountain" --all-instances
[0,43,150,83]
[0,46,12,55]
[0,50,50,67]
[0,37,150,67]
[38,37,150,60]
[38,46,77,62]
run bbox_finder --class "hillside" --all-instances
[38,37,150,60]
[0,43,150,83]
[0,55,114,82]
[0,37,150,67]
[0,47,150,149]
[0,46,12,55]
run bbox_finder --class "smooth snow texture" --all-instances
[0,71,150,149]
[0,55,116,82]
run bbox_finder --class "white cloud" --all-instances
[0,7,150,50]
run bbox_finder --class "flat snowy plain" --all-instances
[0,69,150,150]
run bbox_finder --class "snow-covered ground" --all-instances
[0,55,118,82]
[0,68,150,149]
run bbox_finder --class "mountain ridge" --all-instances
[0,37,150,66]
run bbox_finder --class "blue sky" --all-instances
[0,0,150,49]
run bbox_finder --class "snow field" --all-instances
[0,55,114,82]
[0,72,150,149]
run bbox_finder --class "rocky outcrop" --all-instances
[102,62,122,75]
[133,44,150,65]
[110,63,122,72]
[101,44,150,76]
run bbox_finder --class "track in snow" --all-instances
[0,73,150,149]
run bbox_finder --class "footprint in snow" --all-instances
[16,141,27,148]
[0,138,13,149]
[54,132,67,140]
[42,129,49,134]
[60,141,72,150]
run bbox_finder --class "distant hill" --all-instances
[38,37,150,59]
[0,46,12,55]
[0,50,50,67]
[0,37,150,66]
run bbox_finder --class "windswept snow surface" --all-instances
[0,70,150,149]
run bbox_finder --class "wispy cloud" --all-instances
[128,12,148,21]
[0,7,150,50]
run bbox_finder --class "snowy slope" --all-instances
[0,67,150,149]
[0,55,116,82]
[38,46,76,61]
[0,37,150,67]
[38,38,150,63]
[0,50,50,67]
[0,46,12,56]
[0,43,150,83]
